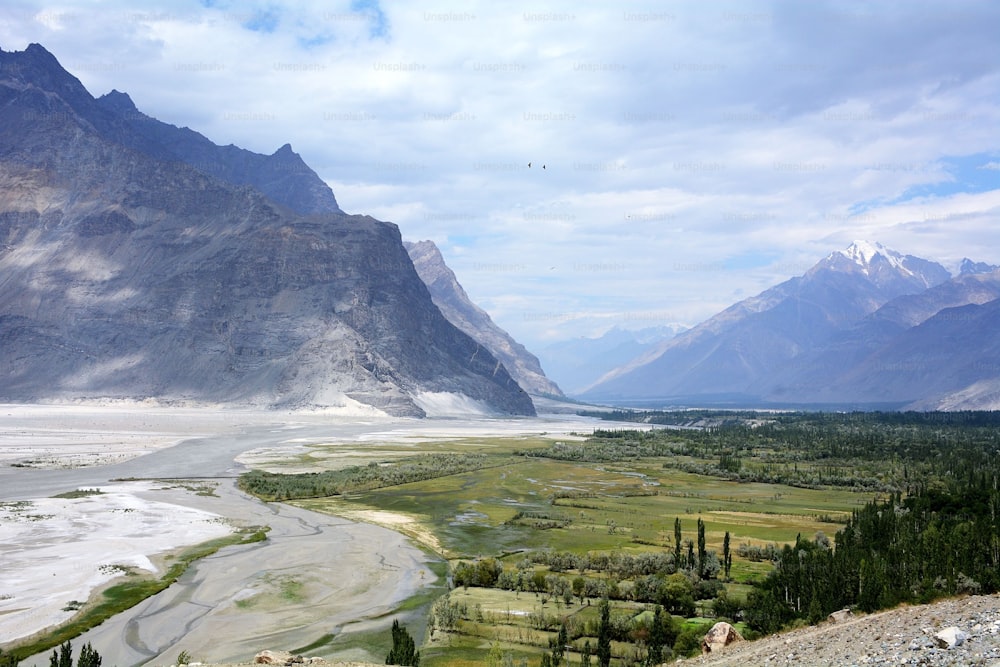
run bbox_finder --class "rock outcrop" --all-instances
[701,621,744,654]
[252,650,320,665]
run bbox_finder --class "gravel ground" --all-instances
[690,594,1000,667]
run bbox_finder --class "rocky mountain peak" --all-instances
[838,240,901,269]
[2,43,88,97]
[97,89,141,115]
[817,240,951,291]
[960,258,1000,275]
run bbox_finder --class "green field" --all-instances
[284,432,875,666]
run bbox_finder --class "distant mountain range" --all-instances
[0,43,540,417]
[581,241,1000,410]
[538,326,683,394]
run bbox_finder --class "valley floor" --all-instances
[0,403,602,665]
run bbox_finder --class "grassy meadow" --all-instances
[294,440,868,564]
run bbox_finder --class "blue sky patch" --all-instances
[850,152,1000,215]
[351,0,388,39]
[244,8,280,33]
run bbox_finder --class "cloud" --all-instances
[1,0,999,349]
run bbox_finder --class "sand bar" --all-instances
[0,481,233,644]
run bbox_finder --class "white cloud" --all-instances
[2,0,999,349]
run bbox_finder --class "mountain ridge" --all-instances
[404,240,563,398]
[580,240,951,402]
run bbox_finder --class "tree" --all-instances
[0,648,20,667]
[550,623,568,667]
[50,641,71,667]
[486,641,505,667]
[581,640,592,667]
[77,644,101,667]
[658,573,695,617]
[673,518,683,569]
[697,519,707,579]
[723,531,733,580]
[386,620,420,667]
[713,590,740,620]
[645,606,666,667]
[573,576,586,603]
[744,589,788,635]
[597,598,612,667]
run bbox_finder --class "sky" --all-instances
[2,0,1000,353]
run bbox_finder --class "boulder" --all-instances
[933,626,969,649]
[253,651,305,665]
[702,621,745,654]
[827,608,853,623]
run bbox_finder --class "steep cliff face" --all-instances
[0,44,534,417]
[404,240,563,398]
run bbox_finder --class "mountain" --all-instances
[0,43,534,417]
[580,241,951,405]
[762,268,1000,404]
[959,258,999,275]
[403,240,563,398]
[538,326,682,395]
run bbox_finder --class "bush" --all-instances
[672,627,703,658]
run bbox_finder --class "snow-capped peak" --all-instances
[835,240,911,277]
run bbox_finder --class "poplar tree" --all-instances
[673,518,682,569]
[697,518,707,579]
[597,598,612,667]
[723,531,732,580]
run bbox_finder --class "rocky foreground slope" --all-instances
[154,596,1000,667]
[693,594,1000,667]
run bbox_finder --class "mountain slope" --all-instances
[0,43,534,417]
[763,269,1000,402]
[580,241,950,404]
[814,296,1000,409]
[404,240,563,398]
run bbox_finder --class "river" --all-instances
[2,411,601,665]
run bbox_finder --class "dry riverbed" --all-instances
[0,404,602,665]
